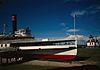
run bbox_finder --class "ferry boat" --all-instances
[0,30,77,60]
[0,15,77,60]
[10,38,77,60]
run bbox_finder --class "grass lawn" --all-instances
[0,65,55,70]
[78,48,100,67]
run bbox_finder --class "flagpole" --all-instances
[73,14,77,47]
[74,14,76,37]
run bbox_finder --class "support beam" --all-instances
[0,52,2,64]
[0,56,2,64]
[6,58,9,63]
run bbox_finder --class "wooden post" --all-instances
[6,58,8,63]
[15,57,17,62]
[0,52,1,63]
[10,58,11,62]
[0,52,2,64]
[6,52,9,64]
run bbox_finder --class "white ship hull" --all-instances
[19,45,77,60]
[0,39,77,60]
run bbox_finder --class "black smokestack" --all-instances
[12,15,17,34]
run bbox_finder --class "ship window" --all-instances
[1,44,3,47]
[5,44,7,47]
[92,42,94,45]
[52,41,75,46]
[16,40,76,46]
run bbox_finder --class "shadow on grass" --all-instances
[47,65,100,70]
[74,56,90,61]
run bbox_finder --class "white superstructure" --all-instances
[15,27,32,37]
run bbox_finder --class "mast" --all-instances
[74,14,77,47]
[72,14,76,40]
[71,12,76,37]
[74,14,76,36]
[3,23,6,34]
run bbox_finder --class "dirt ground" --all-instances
[22,60,96,67]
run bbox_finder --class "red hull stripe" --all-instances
[32,55,76,60]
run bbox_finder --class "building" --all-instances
[87,35,99,47]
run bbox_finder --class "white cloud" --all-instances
[96,6,100,9]
[61,23,66,27]
[97,36,100,40]
[65,35,88,41]
[85,6,94,10]
[67,29,80,32]
[64,0,80,3]
[90,10,98,14]
[60,23,69,32]
[89,6,100,14]
[86,6,100,14]
[71,10,86,17]
[70,6,100,17]
[76,35,88,41]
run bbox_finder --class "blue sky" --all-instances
[0,0,100,38]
